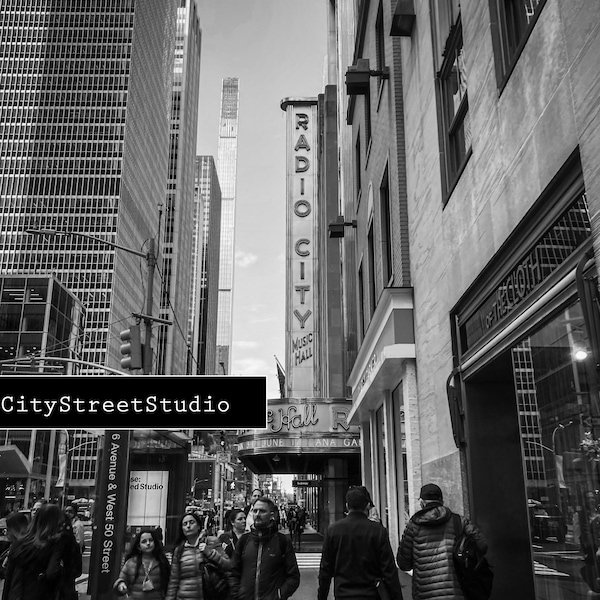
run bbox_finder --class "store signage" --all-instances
[238,434,360,452]
[266,401,358,434]
[292,479,319,487]
[127,470,169,536]
[461,195,591,352]
[89,431,130,600]
[283,99,320,397]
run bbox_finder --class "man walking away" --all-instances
[397,483,488,600]
[318,486,402,600]
[230,496,300,600]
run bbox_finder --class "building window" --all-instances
[380,166,392,284]
[491,0,547,86]
[375,2,386,92]
[437,15,471,199]
[368,222,376,317]
[358,262,366,338]
[355,132,362,202]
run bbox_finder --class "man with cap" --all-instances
[397,483,487,600]
[318,485,403,600]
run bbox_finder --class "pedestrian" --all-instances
[1,503,64,600]
[397,483,488,599]
[30,499,47,521]
[244,489,262,531]
[219,510,246,558]
[230,497,299,600]
[55,513,82,600]
[165,512,231,600]
[114,529,171,600]
[0,513,28,581]
[573,490,600,592]
[63,504,85,554]
[317,485,402,600]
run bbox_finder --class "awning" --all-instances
[0,445,31,477]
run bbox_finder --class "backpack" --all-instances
[451,513,493,600]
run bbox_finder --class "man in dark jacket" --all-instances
[230,497,300,600]
[397,483,487,600]
[317,486,402,600]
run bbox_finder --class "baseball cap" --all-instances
[419,483,443,501]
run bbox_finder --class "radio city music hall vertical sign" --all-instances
[281,98,320,397]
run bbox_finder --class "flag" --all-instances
[275,356,286,399]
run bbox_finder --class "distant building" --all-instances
[0,275,84,373]
[215,78,240,375]
[0,1,178,373]
[157,0,202,374]
[191,156,222,374]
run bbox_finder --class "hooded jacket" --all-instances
[230,524,299,600]
[397,503,487,600]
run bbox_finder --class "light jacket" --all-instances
[165,536,231,600]
[114,556,168,600]
[397,504,487,600]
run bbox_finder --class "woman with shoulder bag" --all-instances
[165,512,231,600]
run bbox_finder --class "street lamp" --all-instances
[25,228,168,374]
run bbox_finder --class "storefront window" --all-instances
[513,300,600,597]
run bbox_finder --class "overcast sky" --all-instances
[195,1,328,398]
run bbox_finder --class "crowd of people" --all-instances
[0,483,489,600]
[0,500,85,600]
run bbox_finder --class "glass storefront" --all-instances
[512,299,600,598]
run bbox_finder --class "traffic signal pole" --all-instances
[143,238,156,375]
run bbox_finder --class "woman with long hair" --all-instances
[219,510,246,558]
[1,503,64,600]
[0,513,29,581]
[165,512,231,600]
[114,529,170,600]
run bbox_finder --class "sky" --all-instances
[195,1,328,399]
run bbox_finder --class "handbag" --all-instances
[375,578,392,600]
[202,560,229,600]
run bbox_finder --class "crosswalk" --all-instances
[296,553,321,569]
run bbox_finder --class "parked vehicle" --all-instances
[529,501,567,543]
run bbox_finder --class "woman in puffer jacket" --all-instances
[165,511,232,600]
[397,484,487,600]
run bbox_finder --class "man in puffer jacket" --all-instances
[230,497,299,600]
[397,483,487,600]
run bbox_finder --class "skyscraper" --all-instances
[157,0,202,375]
[0,1,177,372]
[190,156,222,375]
[215,78,240,375]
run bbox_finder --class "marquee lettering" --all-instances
[294,309,312,329]
[294,134,311,152]
[295,238,310,257]
[268,403,319,433]
[295,113,309,130]
[295,285,310,304]
[294,200,311,217]
[295,156,310,172]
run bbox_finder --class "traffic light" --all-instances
[219,431,226,448]
[120,324,142,370]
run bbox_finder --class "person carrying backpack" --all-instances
[230,497,299,600]
[397,483,489,600]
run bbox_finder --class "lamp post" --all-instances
[25,228,161,374]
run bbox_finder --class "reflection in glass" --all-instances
[513,300,600,597]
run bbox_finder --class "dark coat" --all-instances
[55,531,82,600]
[1,537,63,600]
[397,504,487,600]
[230,525,299,600]
[165,536,231,600]
[317,511,402,600]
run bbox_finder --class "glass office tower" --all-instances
[215,78,240,375]
[0,1,177,372]
[157,0,202,375]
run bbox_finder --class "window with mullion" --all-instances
[439,17,471,196]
